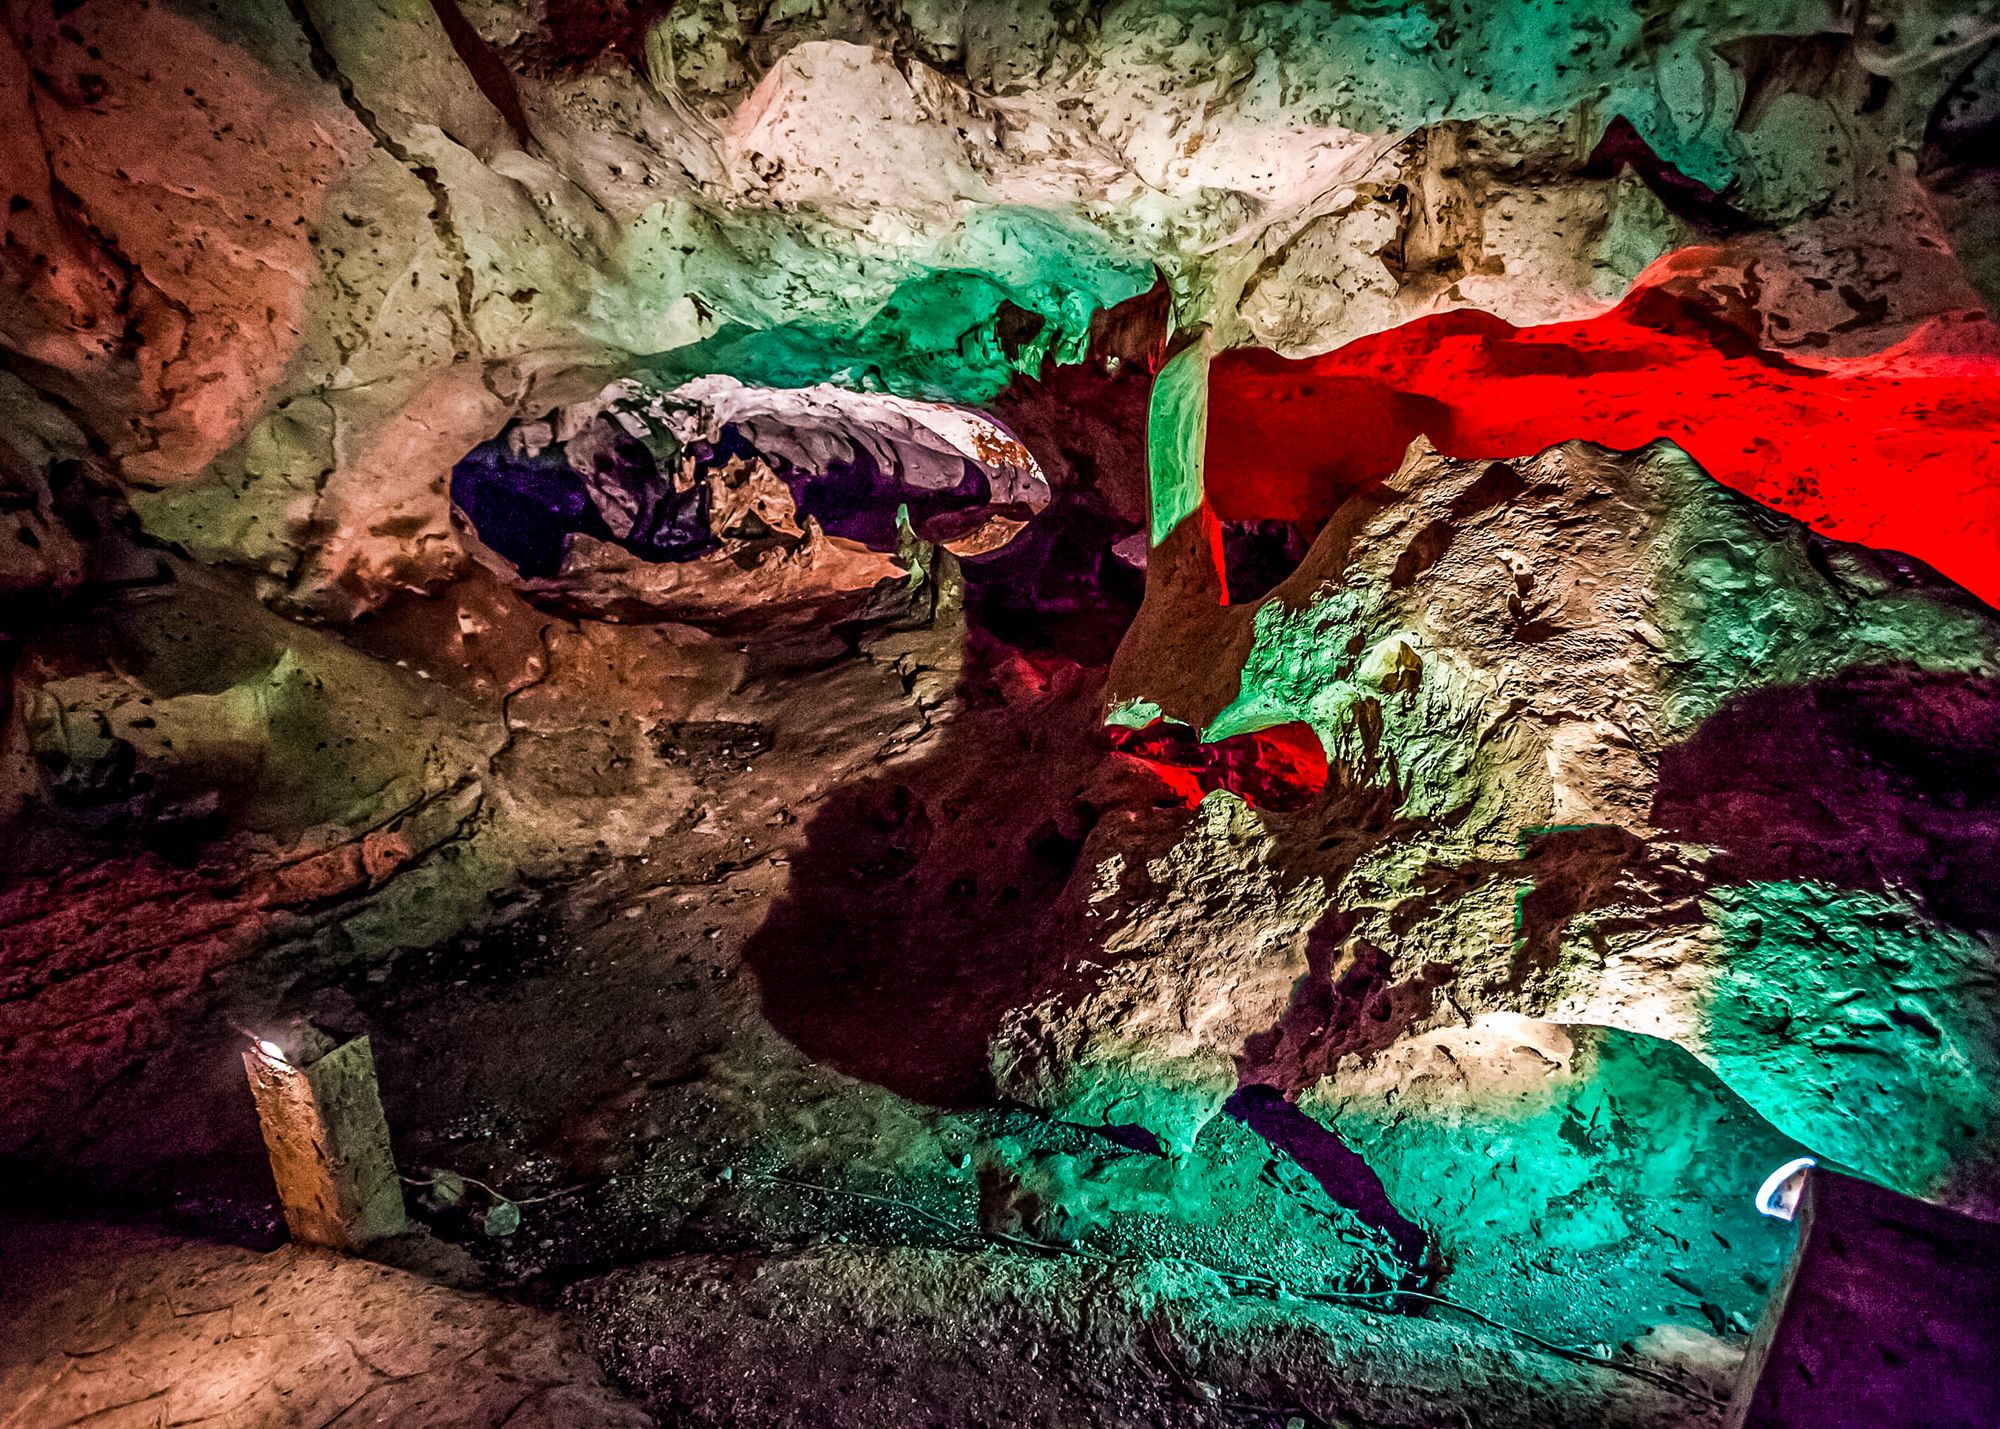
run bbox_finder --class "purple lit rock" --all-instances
[1728,1168,2000,1429]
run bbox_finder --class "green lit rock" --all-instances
[1310,1020,1809,1345]
[1022,432,2000,1209]
[1698,882,2000,1202]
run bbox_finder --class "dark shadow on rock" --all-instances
[740,637,1122,1108]
[1225,1084,1430,1272]
[1505,825,1665,990]
[1240,912,1457,1095]
[739,331,1165,1107]
[1653,664,2000,934]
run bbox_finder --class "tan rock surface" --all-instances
[0,1218,650,1429]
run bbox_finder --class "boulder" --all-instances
[998,426,2000,1210]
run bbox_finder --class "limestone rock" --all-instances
[446,374,1049,628]
[0,1217,651,1427]
[1007,435,2000,1207]
[570,1243,1707,1429]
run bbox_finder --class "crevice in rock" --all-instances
[1582,115,1753,236]
[1219,517,1315,604]
[282,0,483,359]
[1105,718,1329,812]
[426,0,537,151]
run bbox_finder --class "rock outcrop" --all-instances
[8,0,1994,614]
[999,422,2000,1212]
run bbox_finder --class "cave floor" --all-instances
[0,1216,648,1429]
[0,1211,1726,1429]
[2,575,1739,1428]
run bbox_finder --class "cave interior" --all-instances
[5,2,2000,1426]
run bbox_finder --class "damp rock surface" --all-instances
[569,1244,1726,1429]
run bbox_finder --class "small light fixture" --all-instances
[242,1033,406,1250]
[1755,1156,1818,1220]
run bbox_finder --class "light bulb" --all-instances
[1754,1156,1817,1220]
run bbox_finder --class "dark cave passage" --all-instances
[1106,717,1330,812]
[449,393,1037,581]
[725,340,1160,1107]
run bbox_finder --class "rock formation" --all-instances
[5,2,2000,1426]
[1005,419,2000,1215]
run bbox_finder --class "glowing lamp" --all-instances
[255,1039,287,1062]
[1754,1156,1818,1221]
